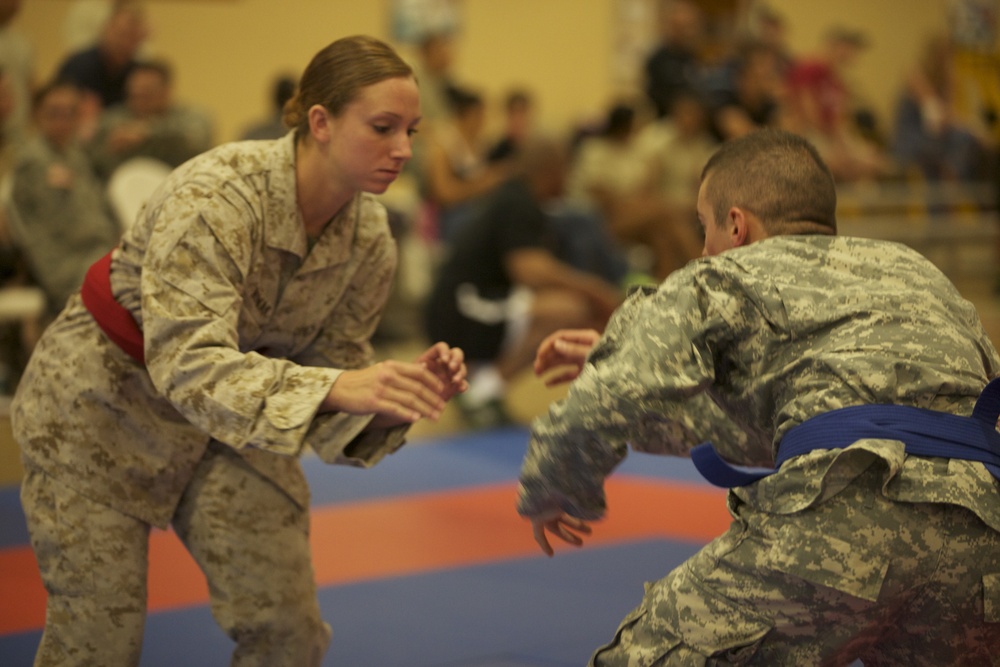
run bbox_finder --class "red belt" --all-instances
[80,251,145,363]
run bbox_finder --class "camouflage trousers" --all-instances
[590,465,1000,666]
[20,441,331,666]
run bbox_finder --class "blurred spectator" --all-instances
[948,0,1000,144]
[486,87,534,163]
[7,81,120,316]
[63,0,115,52]
[0,67,24,281]
[644,0,706,119]
[711,41,786,140]
[0,65,42,391]
[746,4,795,74]
[240,73,296,141]
[87,59,213,181]
[0,0,33,145]
[420,87,510,241]
[424,136,621,428]
[55,0,149,136]
[892,34,991,183]
[785,26,889,182]
[567,102,701,279]
[412,31,461,128]
[639,89,718,217]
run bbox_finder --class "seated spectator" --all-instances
[644,0,706,119]
[424,136,622,428]
[785,26,889,182]
[55,0,150,138]
[0,65,43,392]
[420,87,510,241]
[412,31,462,130]
[87,59,214,181]
[892,34,991,182]
[567,102,702,279]
[637,89,718,247]
[486,88,535,163]
[711,41,786,140]
[0,0,35,147]
[240,73,296,141]
[739,4,796,75]
[8,80,121,316]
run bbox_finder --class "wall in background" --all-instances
[14,0,948,143]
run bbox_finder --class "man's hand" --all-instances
[533,329,601,387]
[530,510,593,557]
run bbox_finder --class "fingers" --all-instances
[556,329,602,346]
[534,330,600,377]
[531,513,592,557]
[532,520,555,558]
[553,339,593,363]
[419,343,469,389]
[543,368,582,387]
[353,361,447,422]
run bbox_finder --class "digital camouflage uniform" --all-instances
[517,235,1000,666]
[9,135,122,314]
[13,133,408,666]
[87,103,215,181]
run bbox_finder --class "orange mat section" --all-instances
[0,476,727,635]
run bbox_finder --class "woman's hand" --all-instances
[533,329,601,387]
[322,342,468,430]
[415,341,468,401]
[323,360,447,425]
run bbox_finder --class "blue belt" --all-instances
[691,378,1000,488]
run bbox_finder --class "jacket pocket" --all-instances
[766,522,888,602]
[591,578,772,666]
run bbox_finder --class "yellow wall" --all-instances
[14,0,949,143]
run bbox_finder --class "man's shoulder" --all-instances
[57,46,102,75]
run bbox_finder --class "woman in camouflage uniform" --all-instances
[13,35,466,666]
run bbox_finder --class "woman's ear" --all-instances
[307,104,332,143]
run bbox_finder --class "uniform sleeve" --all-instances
[141,185,341,457]
[516,269,749,520]
[291,224,411,467]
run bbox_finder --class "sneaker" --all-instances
[456,395,514,430]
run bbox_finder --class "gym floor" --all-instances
[1,274,998,666]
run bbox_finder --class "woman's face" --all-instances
[324,76,421,195]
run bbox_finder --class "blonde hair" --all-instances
[283,35,414,138]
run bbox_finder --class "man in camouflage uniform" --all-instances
[86,59,214,182]
[517,129,1000,665]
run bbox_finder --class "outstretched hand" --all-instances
[530,510,593,557]
[533,329,601,387]
[415,341,468,401]
[321,342,468,429]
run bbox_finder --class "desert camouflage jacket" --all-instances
[12,133,406,527]
[517,235,1000,531]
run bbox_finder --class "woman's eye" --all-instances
[373,125,391,134]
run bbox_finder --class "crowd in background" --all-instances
[0,0,998,420]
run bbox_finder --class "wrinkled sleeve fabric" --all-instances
[517,268,750,520]
[141,184,341,457]
[292,226,410,467]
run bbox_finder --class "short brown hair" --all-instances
[283,35,414,138]
[701,129,837,235]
